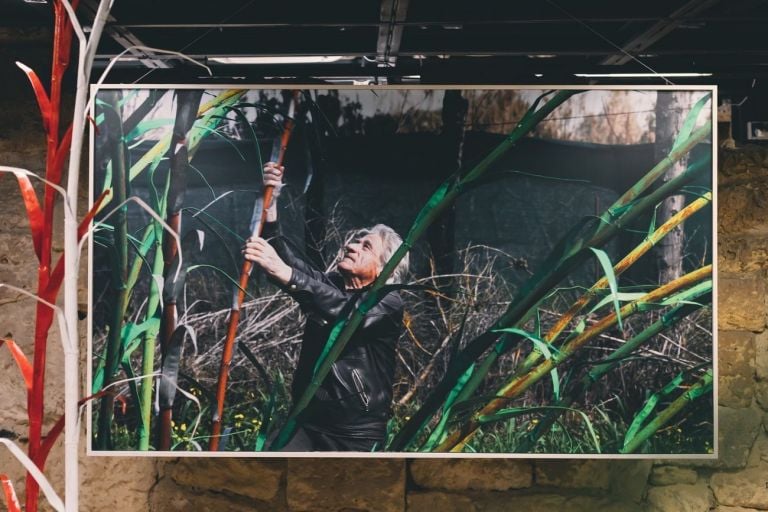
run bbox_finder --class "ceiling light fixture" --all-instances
[209,56,354,65]
[574,72,712,78]
[315,76,376,85]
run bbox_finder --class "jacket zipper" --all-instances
[351,368,370,410]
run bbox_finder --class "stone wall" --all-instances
[2,41,767,509]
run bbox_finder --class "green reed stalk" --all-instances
[516,291,711,453]
[96,90,129,449]
[437,267,712,452]
[388,147,711,451]
[514,191,712,379]
[620,369,713,454]
[137,244,163,450]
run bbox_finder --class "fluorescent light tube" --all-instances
[209,56,353,65]
[574,72,712,78]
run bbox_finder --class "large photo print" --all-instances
[88,86,715,455]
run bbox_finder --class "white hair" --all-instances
[336,224,410,284]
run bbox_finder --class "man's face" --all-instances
[337,233,384,287]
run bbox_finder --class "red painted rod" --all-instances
[209,91,300,450]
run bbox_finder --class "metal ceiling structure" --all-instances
[3,0,768,102]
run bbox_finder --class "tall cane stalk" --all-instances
[60,0,111,508]
[388,134,711,451]
[458,191,713,408]
[516,294,711,453]
[438,266,712,452]
[209,90,300,450]
[156,89,204,451]
[95,90,129,449]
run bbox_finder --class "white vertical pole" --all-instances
[59,1,112,510]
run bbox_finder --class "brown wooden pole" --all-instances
[157,89,203,450]
[209,91,299,450]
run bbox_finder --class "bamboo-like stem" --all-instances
[457,190,713,429]
[209,91,299,451]
[95,89,245,213]
[516,290,711,453]
[598,124,711,229]
[438,265,712,452]
[96,90,128,449]
[444,186,712,425]
[273,90,579,450]
[90,90,241,450]
[125,226,156,299]
[60,0,111,509]
[620,369,713,453]
[89,223,154,394]
[388,141,711,451]
[516,192,712,377]
[138,246,163,450]
[20,0,81,509]
[25,0,75,503]
[156,89,203,451]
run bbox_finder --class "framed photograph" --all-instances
[87,85,716,457]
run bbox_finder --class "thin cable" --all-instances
[132,0,258,83]
[380,0,400,68]
[545,0,675,86]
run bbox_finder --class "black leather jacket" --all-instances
[262,221,404,438]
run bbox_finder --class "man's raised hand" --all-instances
[243,236,292,285]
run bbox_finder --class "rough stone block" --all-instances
[715,507,766,512]
[608,460,653,503]
[287,458,404,512]
[718,169,768,235]
[756,331,768,381]
[718,331,755,408]
[410,459,532,491]
[719,235,768,273]
[718,275,766,331]
[747,430,768,467]
[80,456,158,512]
[150,477,274,512]
[407,491,477,512]
[757,380,768,409]
[167,458,284,503]
[645,481,712,512]
[468,493,641,512]
[716,406,764,469]
[649,466,699,486]
[659,405,762,469]
[535,460,611,490]
[711,465,768,509]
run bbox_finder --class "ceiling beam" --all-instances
[79,0,170,68]
[601,0,720,65]
[106,16,768,30]
[376,0,409,67]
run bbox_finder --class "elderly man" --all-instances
[244,162,409,451]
